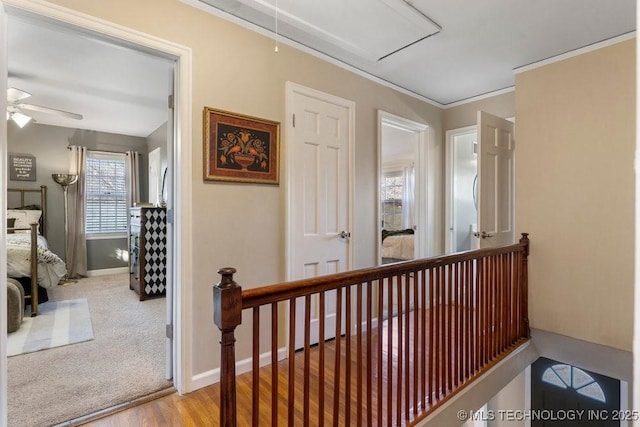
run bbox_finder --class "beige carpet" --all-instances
[7,273,172,427]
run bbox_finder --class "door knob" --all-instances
[339,231,351,239]
[473,231,494,239]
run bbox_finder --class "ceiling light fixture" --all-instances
[8,111,32,128]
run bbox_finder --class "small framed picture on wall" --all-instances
[9,153,36,181]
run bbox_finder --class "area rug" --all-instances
[7,298,94,356]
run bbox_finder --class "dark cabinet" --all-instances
[129,207,167,300]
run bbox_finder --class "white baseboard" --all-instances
[190,347,288,391]
[86,267,128,277]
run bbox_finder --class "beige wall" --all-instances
[444,91,515,130]
[515,40,635,351]
[38,0,443,377]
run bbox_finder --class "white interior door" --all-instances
[287,83,353,349]
[477,111,515,248]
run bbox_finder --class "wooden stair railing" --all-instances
[214,233,530,426]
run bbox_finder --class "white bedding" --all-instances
[6,233,67,289]
[382,234,415,260]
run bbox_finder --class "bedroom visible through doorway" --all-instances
[2,8,181,425]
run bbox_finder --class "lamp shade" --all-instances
[52,173,78,187]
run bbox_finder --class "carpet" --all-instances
[7,298,94,357]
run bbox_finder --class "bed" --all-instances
[7,186,66,316]
[381,228,415,263]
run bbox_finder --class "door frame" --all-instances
[377,111,431,263]
[445,125,477,254]
[0,2,194,419]
[284,82,355,349]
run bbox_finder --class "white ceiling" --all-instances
[198,0,636,104]
[6,1,636,138]
[7,16,172,138]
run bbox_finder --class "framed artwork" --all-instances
[203,107,280,184]
[9,153,36,181]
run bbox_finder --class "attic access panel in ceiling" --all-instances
[199,0,440,62]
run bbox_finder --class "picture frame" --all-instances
[203,107,280,184]
[9,153,36,181]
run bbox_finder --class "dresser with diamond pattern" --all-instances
[129,207,166,301]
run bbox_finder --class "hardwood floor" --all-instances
[84,308,459,426]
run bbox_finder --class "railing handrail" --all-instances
[241,233,529,309]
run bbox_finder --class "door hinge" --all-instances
[166,324,173,339]
[292,113,296,128]
[168,94,174,109]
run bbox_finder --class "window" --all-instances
[542,364,606,403]
[85,152,127,235]
[381,171,404,230]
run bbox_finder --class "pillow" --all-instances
[7,209,42,233]
[7,217,16,234]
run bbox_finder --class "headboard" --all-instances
[7,185,48,238]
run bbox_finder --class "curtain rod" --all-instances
[67,146,132,155]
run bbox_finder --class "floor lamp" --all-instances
[52,173,78,276]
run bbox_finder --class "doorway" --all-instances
[1,1,193,424]
[377,111,429,264]
[445,126,479,253]
[531,357,621,427]
[286,82,354,349]
[446,113,515,254]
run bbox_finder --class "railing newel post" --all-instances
[519,233,530,338]
[214,267,243,427]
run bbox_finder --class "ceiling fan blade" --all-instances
[17,103,83,120]
[7,87,31,103]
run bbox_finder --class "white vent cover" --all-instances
[199,0,441,62]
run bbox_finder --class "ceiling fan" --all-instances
[6,87,83,128]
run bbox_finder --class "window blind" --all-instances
[85,154,127,234]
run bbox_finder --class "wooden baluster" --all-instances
[475,258,482,372]
[428,268,434,406]
[252,307,260,427]
[288,298,296,426]
[465,260,472,380]
[446,264,453,393]
[303,295,311,426]
[366,281,373,427]
[377,277,384,427]
[345,286,352,427]
[319,292,326,426]
[456,262,462,386]
[213,267,242,427]
[520,233,530,338]
[357,282,363,426]
[271,302,278,426]
[404,273,410,422]
[333,287,343,425]
[396,274,404,425]
[387,277,393,425]
[421,269,427,409]
[438,265,445,399]
[413,270,419,416]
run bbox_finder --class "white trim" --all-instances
[0,0,194,397]
[514,31,636,75]
[377,111,430,263]
[190,347,288,390]
[86,233,127,240]
[443,87,515,109]
[0,3,8,425]
[86,267,129,277]
[180,0,443,108]
[620,380,629,427]
[444,125,477,254]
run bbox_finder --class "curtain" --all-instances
[67,145,87,278]
[126,151,141,208]
[402,164,415,230]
